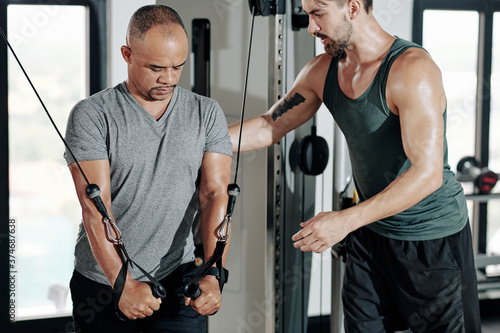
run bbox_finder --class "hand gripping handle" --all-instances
[183,241,227,299]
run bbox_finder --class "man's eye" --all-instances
[151,67,163,72]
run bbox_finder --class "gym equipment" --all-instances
[457,156,498,194]
[298,125,329,176]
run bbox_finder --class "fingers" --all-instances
[122,301,157,320]
[292,221,315,249]
[291,213,343,253]
[119,280,162,320]
[291,217,316,242]
[152,297,162,311]
[294,238,328,253]
[189,293,221,316]
[186,277,222,316]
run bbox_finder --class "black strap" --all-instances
[206,266,229,289]
[183,240,228,299]
[112,257,129,321]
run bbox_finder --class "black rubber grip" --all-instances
[151,283,167,299]
[183,281,201,299]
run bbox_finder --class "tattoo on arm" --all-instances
[271,93,306,121]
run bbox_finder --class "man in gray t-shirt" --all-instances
[65,5,232,333]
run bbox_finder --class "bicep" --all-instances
[262,56,328,139]
[263,87,322,138]
[391,54,446,169]
[199,152,232,200]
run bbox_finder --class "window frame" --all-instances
[0,0,106,331]
[413,0,500,255]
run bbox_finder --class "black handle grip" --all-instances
[183,281,201,299]
[226,184,240,215]
[86,184,109,218]
[151,283,167,299]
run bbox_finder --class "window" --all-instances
[1,0,106,330]
[8,4,86,320]
[422,10,479,175]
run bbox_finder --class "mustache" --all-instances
[152,85,176,90]
[312,32,329,39]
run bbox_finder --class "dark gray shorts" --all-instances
[342,222,481,333]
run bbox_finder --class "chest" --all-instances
[337,60,384,100]
[107,107,205,172]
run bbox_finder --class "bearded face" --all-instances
[317,13,353,56]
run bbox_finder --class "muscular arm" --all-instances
[186,152,232,315]
[68,160,160,319]
[292,49,447,252]
[228,54,331,152]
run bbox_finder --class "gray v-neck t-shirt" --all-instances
[65,82,232,285]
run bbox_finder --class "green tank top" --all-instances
[323,37,468,241]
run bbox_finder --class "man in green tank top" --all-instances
[229,0,481,332]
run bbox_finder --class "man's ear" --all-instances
[347,0,362,20]
[121,45,132,64]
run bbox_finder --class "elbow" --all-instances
[427,169,443,194]
[262,115,284,147]
[199,188,228,208]
[269,126,286,146]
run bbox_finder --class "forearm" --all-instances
[69,161,128,286]
[82,208,128,285]
[229,115,276,153]
[200,194,230,266]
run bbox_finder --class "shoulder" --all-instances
[74,84,123,112]
[298,53,333,80]
[69,84,127,127]
[387,47,446,114]
[176,86,220,108]
[294,53,333,97]
[389,47,443,86]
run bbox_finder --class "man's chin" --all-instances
[149,87,174,101]
[324,44,344,57]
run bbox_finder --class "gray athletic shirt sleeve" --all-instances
[64,83,233,285]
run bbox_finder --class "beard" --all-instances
[324,40,346,57]
[318,15,353,56]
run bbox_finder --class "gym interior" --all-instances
[1,0,500,332]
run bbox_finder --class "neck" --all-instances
[125,80,172,120]
[343,16,395,65]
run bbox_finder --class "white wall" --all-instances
[107,0,157,86]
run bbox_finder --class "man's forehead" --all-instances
[302,0,329,13]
